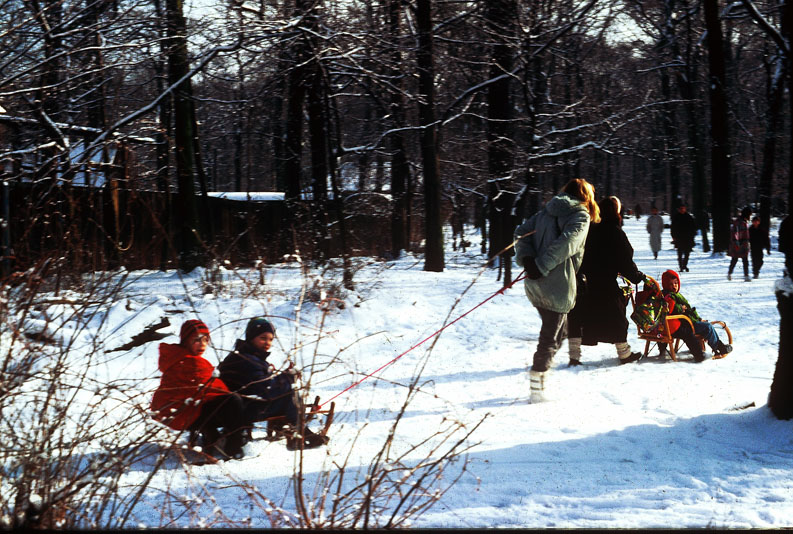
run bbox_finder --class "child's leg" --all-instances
[194,394,249,457]
[693,321,719,350]
[673,322,704,362]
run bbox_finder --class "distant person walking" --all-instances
[670,204,697,272]
[646,206,664,260]
[728,206,752,281]
[514,178,600,404]
[749,216,771,279]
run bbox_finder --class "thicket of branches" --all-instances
[0,252,483,528]
[1,0,791,275]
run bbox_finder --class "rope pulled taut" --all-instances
[315,230,534,410]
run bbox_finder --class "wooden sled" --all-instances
[184,393,335,450]
[265,394,335,443]
[631,276,733,361]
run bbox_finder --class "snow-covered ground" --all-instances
[11,214,793,528]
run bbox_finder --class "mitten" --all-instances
[523,257,542,280]
[283,362,301,383]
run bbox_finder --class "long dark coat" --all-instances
[670,211,697,252]
[569,220,643,345]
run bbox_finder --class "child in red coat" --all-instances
[660,270,733,361]
[151,319,250,460]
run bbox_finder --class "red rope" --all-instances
[317,270,527,409]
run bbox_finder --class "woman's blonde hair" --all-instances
[561,178,600,223]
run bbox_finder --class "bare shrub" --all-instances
[1,255,484,529]
[0,264,167,529]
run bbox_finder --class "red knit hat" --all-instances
[179,319,210,343]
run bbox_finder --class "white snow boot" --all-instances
[530,370,547,404]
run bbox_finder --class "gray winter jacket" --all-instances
[514,193,591,313]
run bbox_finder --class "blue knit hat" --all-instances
[245,317,276,341]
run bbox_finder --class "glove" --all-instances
[523,257,542,280]
[283,362,301,383]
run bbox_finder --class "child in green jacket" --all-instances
[661,270,732,360]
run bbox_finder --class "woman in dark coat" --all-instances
[567,196,645,366]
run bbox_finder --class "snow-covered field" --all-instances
[10,214,793,528]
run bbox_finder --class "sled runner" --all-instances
[629,276,733,361]
[167,443,220,466]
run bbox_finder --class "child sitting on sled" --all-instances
[218,317,328,450]
[660,269,733,361]
[151,319,252,461]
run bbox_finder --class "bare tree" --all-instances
[416,0,444,272]
[704,0,733,252]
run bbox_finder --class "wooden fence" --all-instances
[2,182,401,275]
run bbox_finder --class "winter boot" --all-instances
[529,370,547,404]
[200,427,228,460]
[714,341,733,356]
[223,429,246,460]
[616,342,641,365]
[618,352,642,365]
[568,337,582,367]
[691,345,706,363]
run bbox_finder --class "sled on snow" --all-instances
[264,394,334,444]
[629,276,733,362]
[183,392,334,453]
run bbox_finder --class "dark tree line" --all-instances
[1,0,792,277]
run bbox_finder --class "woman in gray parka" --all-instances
[514,178,600,403]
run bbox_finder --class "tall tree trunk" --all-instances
[678,4,710,251]
[772,279,793,419]
[486,0,516,286]
[703,0,732,253]
[416,0,444,272]
[758,59,786,234]
[308,60,330,261]
[153,0,173,270]
[660,67,681,209]
[165,0,203,271]
[281,0,311,204]
[388,0,409,257]
[322,68,354,289]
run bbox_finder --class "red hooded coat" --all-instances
[150,343,230,430]
[660,269,701,335]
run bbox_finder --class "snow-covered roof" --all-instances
[68,142,117,187]
[207,192,285,202]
